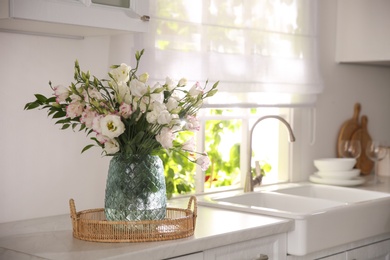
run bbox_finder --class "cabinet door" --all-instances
[165,252,203,260]
[204,234,286,260]
[0,0,149,37]
[346,239,390,260]
[318,252,346,260]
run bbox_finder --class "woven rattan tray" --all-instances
[69,196,197,242]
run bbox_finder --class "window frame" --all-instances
[194,106,293,194]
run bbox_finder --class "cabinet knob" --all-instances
[254,254,268,260]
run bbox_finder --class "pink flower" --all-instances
[181,137,195,152]
[156,127,175,149]
[92,115,103,134]
[185,115,200,131]
[96,133,109,144]
[196,154,211,171]
[80,107,98,128]
[66,101,84,119]
[119,103,133,119]
[53,85,69,103]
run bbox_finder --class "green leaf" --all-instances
[52,111,66,118]
[61,124,70,130]
[55,119,70,125]
[24,102,40,110]
[47,97,57,103]
[79,124,86,131]
[132,131,145,144]
[34,94,47,103]
[81,144,95,153]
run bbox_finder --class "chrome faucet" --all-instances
[244,115,296,193]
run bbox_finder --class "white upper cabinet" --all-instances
[0,0,149,38]
[336,0,390,66]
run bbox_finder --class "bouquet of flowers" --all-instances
[25,50,218,171]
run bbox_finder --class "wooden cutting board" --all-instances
[351,115,373,175]
[337,103,361,157]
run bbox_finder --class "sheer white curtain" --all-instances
[135,0,323,107]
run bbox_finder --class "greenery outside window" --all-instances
[163,107,291,198]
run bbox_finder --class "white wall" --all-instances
[1,0,390,223]
[296,0,390,180]
[0,32,136,223]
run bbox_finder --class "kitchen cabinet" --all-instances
[346,239,390,260]
[335,0,390,66]
[165,233,286,260]
[308,239,390,260]
[165,252,203,260]
[0,0,149,38]
[319,253,346,260]
[203,233,287,260]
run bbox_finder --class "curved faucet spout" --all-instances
[244,115,296,193]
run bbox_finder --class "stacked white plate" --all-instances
[309,158,365,186]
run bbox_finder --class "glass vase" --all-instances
[104,153,167,221]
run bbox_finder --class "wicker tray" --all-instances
[69,196,197,243]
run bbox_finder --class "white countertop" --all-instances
[1,177,389,260]
[0,198,293,260]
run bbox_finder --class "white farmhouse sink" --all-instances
[198,183,390,256]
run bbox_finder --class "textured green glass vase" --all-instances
[104,154,167,221]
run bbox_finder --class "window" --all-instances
[139,0,322,196]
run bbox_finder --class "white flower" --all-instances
[66,101,84,119]
[133,96,150,113]
[150,82,164,104]
[189,82,203,97]
[146,110,159,124]
[112,81,131,104]
[100,114,125,139]
[130,78,147,97]
[84,88,102,103]
[166,97,179,112]
[139,72,149,83]
[157,110,172,125]
[165,77,176,91]
[53,85,69,103]
[196,154,211,171]
[104,138,120,154]
[170,115,182,130]
[156,127,175,149]
[110,63,131,83]
[178,78,187,87]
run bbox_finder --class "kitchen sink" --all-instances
[207,191,346,219]
[264,182,390,203]
[198,183,390,256]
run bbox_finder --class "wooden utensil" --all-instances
[351,115,373,175]
[337,103,361,157]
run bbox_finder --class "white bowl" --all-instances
[316,169,360,180]
[314,158,356,172]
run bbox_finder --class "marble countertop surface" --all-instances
[0,198,293,260]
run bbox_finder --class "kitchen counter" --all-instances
[1,177,389,260]
[355,175,390,193]
[0,198,293,260]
